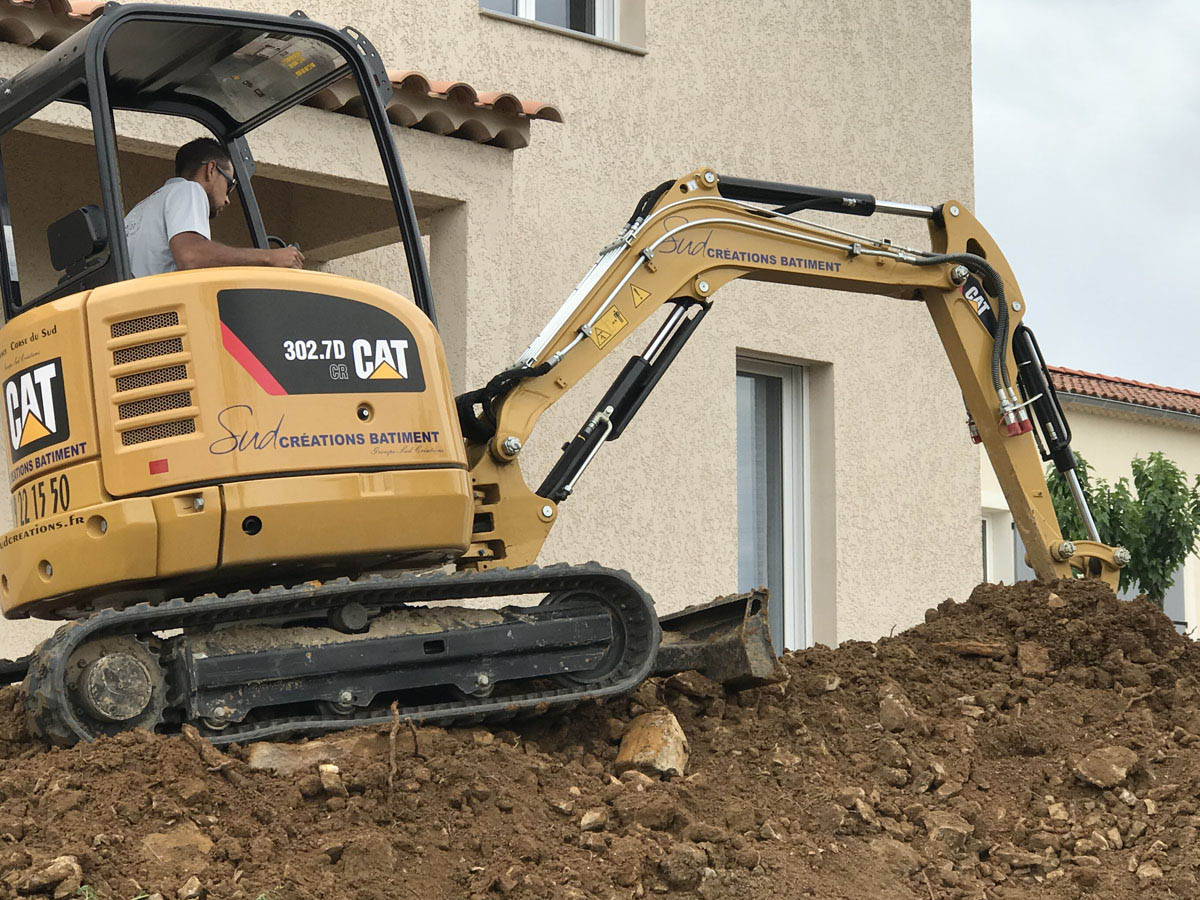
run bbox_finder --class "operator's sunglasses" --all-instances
[214,164,237,190]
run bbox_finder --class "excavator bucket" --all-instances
[654,589,787,688]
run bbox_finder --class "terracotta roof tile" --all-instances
[1050,366,1200,418]
[0,2,561,149]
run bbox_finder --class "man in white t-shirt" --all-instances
[124,137,304,278]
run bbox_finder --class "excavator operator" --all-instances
[123,137,305,277]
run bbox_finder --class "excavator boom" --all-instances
[459,169,1126,590]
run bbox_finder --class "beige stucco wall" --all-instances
[981,399,1200,627]
[0,0,978,658]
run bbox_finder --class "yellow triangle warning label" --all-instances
[588,308,629,351]
[369,361,403,380]
[630,285,651,307]
[18,412,50,447]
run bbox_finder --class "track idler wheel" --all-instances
[541,590,628,688]
[26,635,167,743]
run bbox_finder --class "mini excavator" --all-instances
[0,5,1125,745]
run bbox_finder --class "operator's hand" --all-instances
[267,246,305,269]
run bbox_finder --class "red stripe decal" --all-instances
[221,322,287,396]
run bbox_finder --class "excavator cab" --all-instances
[0,4,471,622]
[0,4,434,318]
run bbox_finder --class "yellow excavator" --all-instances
[0,4,1124,745]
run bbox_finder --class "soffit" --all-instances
[0,0,561,149]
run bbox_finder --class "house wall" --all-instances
[0,0,977,659]
[981,398,1200,628]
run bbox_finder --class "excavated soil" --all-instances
[0,579,1198,899]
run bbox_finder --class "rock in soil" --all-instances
[0,579,1194,900]
[615,708,690,777]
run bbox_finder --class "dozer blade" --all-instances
[654,589,786,688]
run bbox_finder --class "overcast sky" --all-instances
[972,0,1199,390]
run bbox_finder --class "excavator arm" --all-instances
[457,168,1126,590]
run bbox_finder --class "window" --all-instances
[480,0,618,40]
[736,359,807,652]
[981,519,989,582]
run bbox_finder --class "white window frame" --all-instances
[737,358,810,650]
[510,0,618,40]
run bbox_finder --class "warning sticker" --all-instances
[588,308,629,351]
[630,285,652,307]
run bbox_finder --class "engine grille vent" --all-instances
[109,308,195,449]
[115,364,188,393]
[111,311,179,338]
[121,419,196,446]
[113,337,184,366]
[118,391,191,420]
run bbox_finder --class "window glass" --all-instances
[736,370,784,650]
[0,100,106,308]
[535,0,596,33]
[482,0,613,39]
[981,519,988,581]
[104,22,352,127]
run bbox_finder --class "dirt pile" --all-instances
[0,579,1196,899]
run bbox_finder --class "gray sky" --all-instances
[972,0,1199,390]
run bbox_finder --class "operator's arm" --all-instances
[170,232,303,270]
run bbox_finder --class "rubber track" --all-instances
[24,563,660,747]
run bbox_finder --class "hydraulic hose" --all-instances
[910,253,1011,397]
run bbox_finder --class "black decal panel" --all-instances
[4,357,70,463]
[218,289,426,395]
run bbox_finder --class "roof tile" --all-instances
[0,2,561,149]
[1050,366,1200,418]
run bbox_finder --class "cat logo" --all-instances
[4,357,69,462]
[351,338,409,381]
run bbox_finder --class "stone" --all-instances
[18,856,82,900]
[936,640,1007,659]
[665,671,722,700]
[660,842,707,889]
[616,710,690,778]
[176,875,203,899]
[581,833,607,852]
[876,766,909,788]
[814,802,845,833]
[1071,855,1102,867]
[759,821,782,841]
[837,786,866,808]
[874,738,909,770]
[879,697,911,732]
[141,822,214,870]
[697,868,723,900]
[869,837,921,877]
[1136,861,1163,882]
[803,673,841,696]
[580,808,608,832]
[606,718,629,743]
[1074,746,1138,789]
[992,845,1048,869]
[934,780,962,801]
[1047,592,1067,609]
[244,733,386,775]
[771,746,801,769]
[1017,642,1051,676]
[923,811,972,849]
[318,763,348,798]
